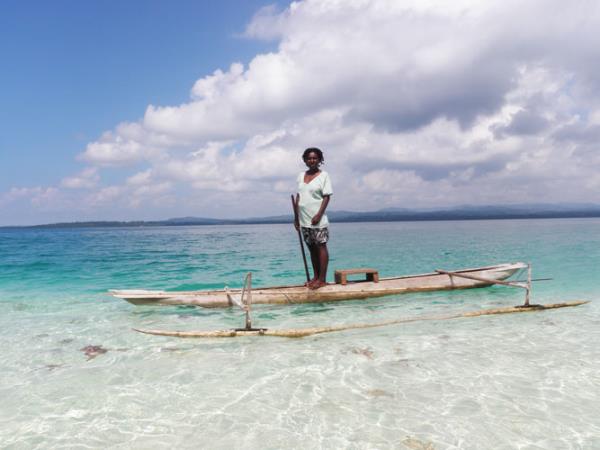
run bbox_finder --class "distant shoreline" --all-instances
[3,207,600,229]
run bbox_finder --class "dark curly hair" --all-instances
[302,147,324,164]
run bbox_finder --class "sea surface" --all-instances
[0,219,599,449]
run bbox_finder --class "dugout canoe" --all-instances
[110,262,527,308]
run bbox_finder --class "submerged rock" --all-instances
[160,347,183,352]
[366,388,392,398]
[350,347,375,359]
[80,345,108,360]
[401,437,435,450]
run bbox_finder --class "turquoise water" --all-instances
[0,219,599,449]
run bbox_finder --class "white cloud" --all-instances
[80,132,146,166]
[127,169,153,186]
[61,167,99,189]
[129,182,173,208]
[243,4,288,41]
[1,187,37,205]
[4,0,600,224]
[86,186,123,206]
[78,122,177,167]
[0,186,62,207]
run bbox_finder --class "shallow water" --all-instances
[0,219,599,449]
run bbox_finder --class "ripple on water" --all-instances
[0,220,599,448]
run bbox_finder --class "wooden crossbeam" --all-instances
[435,269,527,289]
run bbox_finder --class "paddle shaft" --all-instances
[291,194,311,282]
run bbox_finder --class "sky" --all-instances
[1,0,600,226]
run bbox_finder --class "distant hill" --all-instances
[3,203,600,228]
[326,203,600,222]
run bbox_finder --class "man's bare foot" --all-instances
[309,280,327,290]
[304,278,317,287]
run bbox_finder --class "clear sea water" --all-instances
[0,219,598,449]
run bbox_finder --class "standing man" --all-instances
[295,147,333,289]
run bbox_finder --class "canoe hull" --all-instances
[110,262,527,308]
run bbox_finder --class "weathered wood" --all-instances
[435,268,527,289]
[335,268,379,285]
[133,300,588,338]
[244,272,252,329]
[437,265,533,306]
[111,262,527,308]
[525,263,532,306]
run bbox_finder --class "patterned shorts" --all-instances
[301,227,329,246]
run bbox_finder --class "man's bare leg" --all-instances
[305,244,320,287]
[310,244,329,289]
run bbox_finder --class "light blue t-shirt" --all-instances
[297,170,333,228]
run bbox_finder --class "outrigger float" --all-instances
[112,262,588,339]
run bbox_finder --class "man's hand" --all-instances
[311,214,322,226]
[294,220,300,231]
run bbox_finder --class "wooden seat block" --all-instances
[334,268,379,285]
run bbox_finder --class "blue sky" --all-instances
[0,0,276,190]
[1,0,600,225]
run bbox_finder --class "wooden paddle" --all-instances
[291,194,311,283]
